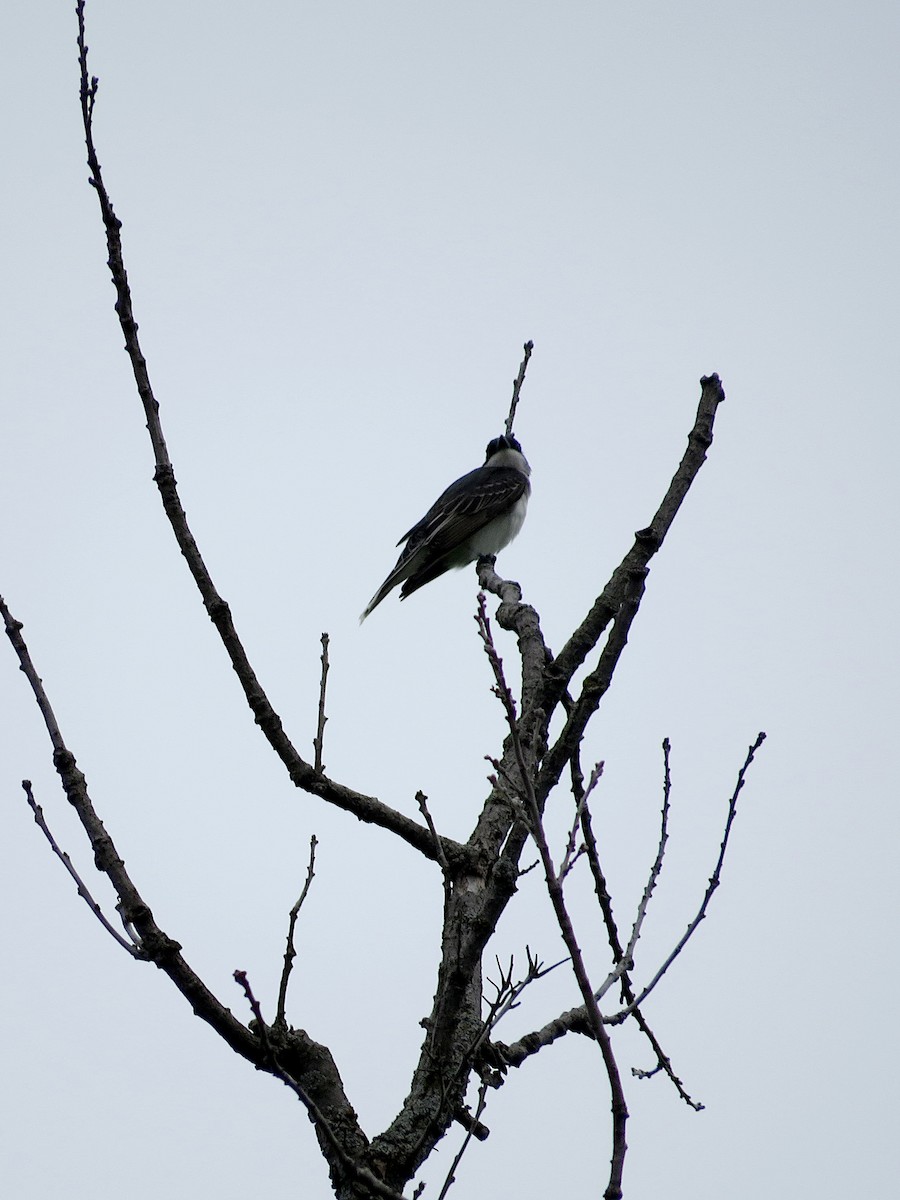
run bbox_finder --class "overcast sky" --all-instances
[2,2,898,1198]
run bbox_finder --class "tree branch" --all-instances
[74,0,464,870]
[313,634,330,774]
[476,598,628,1200]
[234,970,410,1200]
[608,732,767,1022]
[544,374,725,708]
[275,834,319,1028]
[2,592,265,1063]
[498,733,767,1110]
[4,578,381,1193]
[577,744,705,1109]
[504,339,533,437]
[20,779,141,957]
[373,374,733,1183]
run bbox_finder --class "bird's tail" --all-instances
[359,576,397,623]
[360,545,418,622]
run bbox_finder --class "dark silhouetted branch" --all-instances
[313,634,330,773]
[504,339,534,437]
[499,732,766,1119]
[74,0,464,872]
[20,779,140,957]
[234,970,409,1200]
[2,592,265,1063]
[544,374,726,709]
[435,1079,490,1200]
[275,834,319,1028]
[476,597,628,1200]
[609,731,767,1022]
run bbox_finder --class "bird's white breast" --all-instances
[464,490,530,560]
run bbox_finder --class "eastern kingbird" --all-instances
[360,434,531,621]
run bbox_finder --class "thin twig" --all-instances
[610,732,767,1022]
[559,760,603,881]
[430,947,564,1170]
[482,948,566,1033]
[504,340,534,437]
[275,835,319,1027]
[234,969,272,1048]
[313,634,329,773]
[582,741,705,1110]
[565,734,632,995]
[416,790,453,914]
[435,1079,491,1200]
[617,738,673,979]
[416,791,450,877]
[496,737,734,1112]
[21,780,141,957]
[581,742,704,1108]
[579,794,627,984]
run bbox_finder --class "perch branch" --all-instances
[475,556,549,719]
[476,598,628,1200]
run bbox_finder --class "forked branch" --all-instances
[608,731,767,1023]
[21,778,141,957]
[74,0,463,871]
[476,597,628,1200]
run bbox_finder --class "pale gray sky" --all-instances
[2,2,898,1197]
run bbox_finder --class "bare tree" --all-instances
[0,6,765,1198]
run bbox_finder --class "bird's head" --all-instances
[484,433,530,476]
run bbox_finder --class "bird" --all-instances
[360,433,531,621]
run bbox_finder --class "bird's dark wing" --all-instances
[397,551,465,599]
[398,465,529,555]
